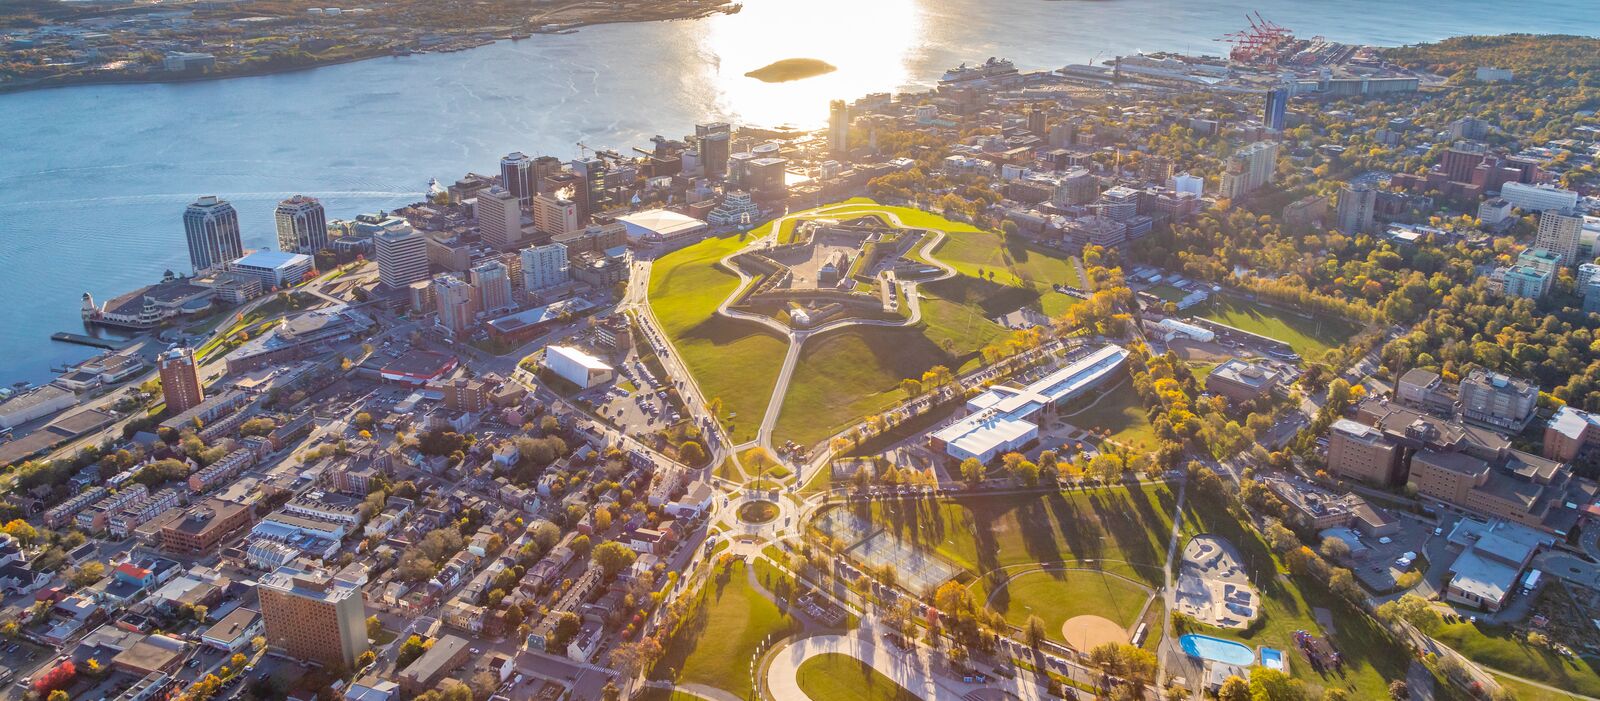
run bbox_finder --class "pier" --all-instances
[51,332,133,351]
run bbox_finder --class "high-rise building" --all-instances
[374,224,429,289]
[258,564,368,669]
[1262,88,1288,131]
[500,152,533,208]
[521,242,569,290]
[1335,182,1377,234]
[1534,208,1584,266]
[1459,368,1540,432]
[1501,182,1579,213]
[1170,173,1203,197]
[696,122,731,177]
[533,191,581,238]
[157,346,204,415]
[184,196,244,272]
[1053,168,1098,206]
[274,195,328,255]
[470,260,513,314]
[570,158,608,225]
[476,186,523,251]
[828,100,849,156]
[1439,142,1487,183]
[1219,141,1279,200]
[1026,107,1047,137]
[432,274,476,337]
[1095,186,1140,222]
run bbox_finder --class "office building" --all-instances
[499,152,533,208]
[258,564,368,669]
[1263,88,1288,131]
[570,157,607,224]
[707,190,760,227]
[1534,208,1584,266]
[696,122,731,177]
[1054,168,1099,206]
[1170,172,1203,197]
[1026,107,1048,138]
[1326,419,1403,486]
[1095,186,1140,222]
[184,196,244,272]
[1141,155,1173,184]
[1458,369,1539,432]
[274,196,328,254]
[432,274,476,337]
[533,191,581,238]
[828,100,849,156]
[1478,198,1513,227]
[1545,406,1600,461]
[531,155,564,195]
[1501,182,1579,213]
[1335,182,1377,234]
[469,260,513,315]
[476,186,523,251]
[1219,141,1278,200]
[521,242,569,291]
[374,225,429,289]
[1205,358,1282,403]
[157,346,204,415]
[229,251,313,289]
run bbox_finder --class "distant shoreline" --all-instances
[0,7,735,96]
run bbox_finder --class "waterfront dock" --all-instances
[51,332,133,350]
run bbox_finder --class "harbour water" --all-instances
[1,0,1595,384]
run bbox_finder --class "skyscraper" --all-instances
[500,152,533,208]
[1534,208,1584,266]
[183,196,244,272]
[432,274,476,336]
[828,100,850,156]
[258,564,368,669]
[1263,88,1288,131]
[374,224,429,289]
[570,157,608,225]
[533,191,581,238]
[274,195,328,254]
[521,242,569,291]
[1026,107,1047,137]
[696,122,731,178]
[157,346,204,415]
[470,260,513,314]
[1335,182,1377,234]
[476,186,523,251]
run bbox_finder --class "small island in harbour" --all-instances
[744,57,837,83]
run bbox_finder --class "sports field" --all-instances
[978,568,1151,645]
[863,484,1178,587]
[795,653,918,701]
[1197,295,1361,359]
[648,233,787,443]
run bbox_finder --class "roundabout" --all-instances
[737,499,781,525]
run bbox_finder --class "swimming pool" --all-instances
[1179,634,1256,666]
[1260,647,1285,670]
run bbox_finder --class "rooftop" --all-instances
[233,250,312,270]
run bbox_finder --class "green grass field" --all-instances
[795,653,918,701]
[978,569,1152,644]
[773,327,949,449]
[649,233,788,443]
[1433,623,1600,697]
[1197,295,1361,360]
[1057,377,1158,451]
[1147,283,1191,303]
[859,484,1178,588]
[654,560,800,698]
[1491,672,1590,700]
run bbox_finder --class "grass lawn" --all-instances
[1196,295,1361,360]
[649,233,788,443]
[1490,672,1590,700]
[977,569,1152,644]
[634,690,711,701]
[773,327,949,449]
[1179,490,1407,700]
[795,653,918,701]
[1039,290,1082,317]
[857,483,1179,589]
[654,560,800,698]
[1057,377,1158,451]
[916,292,1013,373]
[1188,362,1218,384]
[1146,283,1191,303]
[1433,623,1600,697]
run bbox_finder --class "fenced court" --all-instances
[815,508,962,595]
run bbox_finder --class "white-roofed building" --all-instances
[542,345,614,389]
[229,251,314,288]
[617,209,708,243]
[931,345,1128,464]
[1443,518,1551,612]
